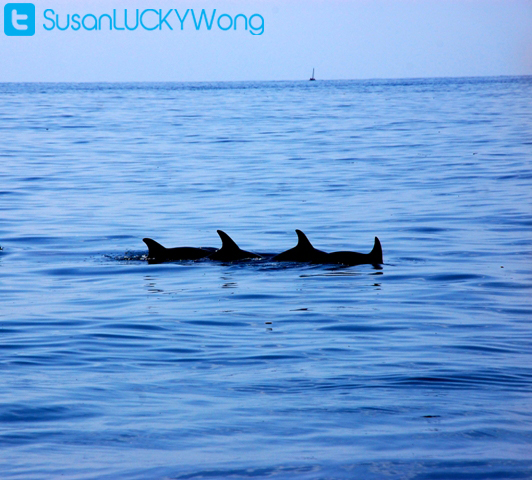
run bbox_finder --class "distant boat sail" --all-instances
[309,68,316,81]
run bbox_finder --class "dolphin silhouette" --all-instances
[143,238,212,263]
[143,231,382,266]
[272,229,328,263]
[324,237,383,266]
[207,230,261,261]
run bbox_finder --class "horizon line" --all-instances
[1,74,531,85]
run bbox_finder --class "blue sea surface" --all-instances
[1,77,531,479]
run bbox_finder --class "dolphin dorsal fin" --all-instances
[143,238,167,258]
[217,230,241,253]
[370,236,383,264]
[210,230,260,261]
[295,230,315,250]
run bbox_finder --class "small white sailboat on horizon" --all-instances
[309,68,316,81]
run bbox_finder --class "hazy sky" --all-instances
[2,0,531,82]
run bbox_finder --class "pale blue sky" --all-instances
[1,0,531,81]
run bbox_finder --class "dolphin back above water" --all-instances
[272,229,327,263]
[144,231,261,263]
[208,230,262,261]
[143,238,213,263]
[142,230,382,266]
[273,230,383,266]
[324,236,383,266]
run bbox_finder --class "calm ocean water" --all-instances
[1,77,531,479]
